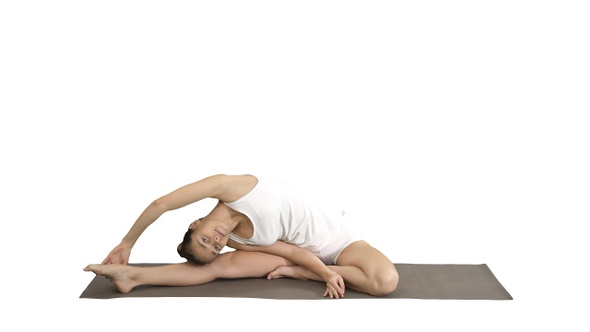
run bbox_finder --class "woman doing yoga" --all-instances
[84,174,398,298]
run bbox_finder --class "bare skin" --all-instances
[85,240,398,297]
[267,241,398,296]
[85,250,295,293]
[90,174,399,298]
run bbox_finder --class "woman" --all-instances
[84,174,398,298]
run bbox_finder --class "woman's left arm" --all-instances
[229,240,345,298]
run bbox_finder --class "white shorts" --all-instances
[311,214,363,265]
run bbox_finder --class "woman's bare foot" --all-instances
[267,265,322,282]
[84,264,139,293]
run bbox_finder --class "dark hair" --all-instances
[177,228,208,266]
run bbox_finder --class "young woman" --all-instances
[84,174,398,298]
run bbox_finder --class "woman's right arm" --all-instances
[228,240,346,298]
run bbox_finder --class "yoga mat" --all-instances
[80,263,512,300]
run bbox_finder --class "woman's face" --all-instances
[188,219,230,263]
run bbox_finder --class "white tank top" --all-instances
[225,177,344,251]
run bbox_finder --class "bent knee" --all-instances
[371,266,399,296]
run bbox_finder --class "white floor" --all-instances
[2,1,588,331]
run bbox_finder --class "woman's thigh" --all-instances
[336,240,396,278]
[213,250,294,279]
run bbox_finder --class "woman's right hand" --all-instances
[101,242,132,265]
[323,271,346,299]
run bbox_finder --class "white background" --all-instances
[1,1,589,331]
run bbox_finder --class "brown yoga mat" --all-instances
[80,263,512,300]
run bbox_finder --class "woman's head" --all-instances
[177,218,229,265]
[177,228,207,265]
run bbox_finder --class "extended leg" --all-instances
[84,250,294,293]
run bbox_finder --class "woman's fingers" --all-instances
[324,283,343,299]
[329,279,345,298]
[338,278,346,297]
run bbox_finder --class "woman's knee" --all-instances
[371,265,399,296]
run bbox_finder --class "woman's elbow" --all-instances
[150,198,170,213]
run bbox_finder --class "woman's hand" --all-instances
[101,242,132,265]
[323,271,346,299]
[236,240,348,299]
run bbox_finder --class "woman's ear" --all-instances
[189,218,202,229]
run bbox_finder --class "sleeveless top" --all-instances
[225,177,344,251]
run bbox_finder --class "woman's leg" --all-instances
[268,240,398,296]
[331,240,398,296]
[83,250,294,293]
